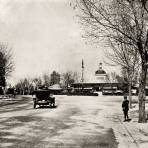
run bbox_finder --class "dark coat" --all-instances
[122,100,129,111]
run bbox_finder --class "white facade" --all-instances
[95,73,107,83]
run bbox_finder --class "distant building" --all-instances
[71,62,119,92]
[95,62,107,83]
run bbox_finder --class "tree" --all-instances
[0,43,14,87]
[50,71,60,85]
[32,77,42,89]
[106,41,139,108]
[43,74,50,87]
[106,72,119,83]
[15,79,25,95]
[76,0,148,122]
[62,71,79,89]
[106,72,129,92]
[15,78,34,95]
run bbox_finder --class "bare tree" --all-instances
[15,78,34,95]
[75,0,148,122]
[42,73,50,87]
[106,41,140,108]
[15,79,26,95]
[106,72,119,83]
[0,43,14,87]
[121,66,138,107]
[62,71,80,89]
[32,77,42,89]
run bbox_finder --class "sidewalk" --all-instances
[110,102,148,148]
[112,110,140,148]
[96,96,148,148]
[115,104,148,148]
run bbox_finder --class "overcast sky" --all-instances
[0,0,118,84]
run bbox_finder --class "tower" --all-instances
[81,59,84,82]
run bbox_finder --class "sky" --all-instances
[0,0,119,85]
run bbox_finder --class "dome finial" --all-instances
[95,62,106,75]
[99,62,102,70]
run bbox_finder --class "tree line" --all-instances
[15,71,80,95]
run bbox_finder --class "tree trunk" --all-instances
[128,82,132,109]
[138,64,147,123]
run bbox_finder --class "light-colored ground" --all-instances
[0,95,148,148]
[0,95,117,148]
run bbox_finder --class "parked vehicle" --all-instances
[6,88,16,98]
[68,87,98,96]
[114,90,123,96]
[0,87,4,95]
[32,89,55,109]
[102,87,117,95]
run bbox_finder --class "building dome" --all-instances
[95,62,106,75]
[95,69,106,75]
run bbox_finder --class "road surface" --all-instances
[0,95,118,148]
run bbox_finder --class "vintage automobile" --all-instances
[32,89,55,109]
[114,90,123,96]
[6,88,16,98]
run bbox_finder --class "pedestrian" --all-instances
[122,95,129,121]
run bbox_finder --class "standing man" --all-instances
[122,95,129,121]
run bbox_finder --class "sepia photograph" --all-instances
[0,0,148,147]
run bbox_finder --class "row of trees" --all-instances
[15,71,80,95]
[75,0,148,122]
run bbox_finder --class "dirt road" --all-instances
[0,95,118,148]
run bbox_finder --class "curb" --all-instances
[117,116,139,148]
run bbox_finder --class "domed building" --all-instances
[95,63,107,83]
[71,60,120,94]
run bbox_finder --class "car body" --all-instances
[32,89,55,109]
[102,87,115,95]
[114,90,123,96]
[6,88,16,98]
